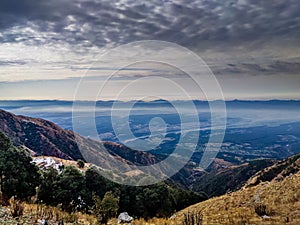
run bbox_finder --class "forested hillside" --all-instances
[0,132,206,224]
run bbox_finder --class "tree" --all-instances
[77,159,85,169]
[0,132,40,204]
[94,191,119,224]
[134,184,174,218]
[55,166,88,212]
[37,167,60,205]
[85,166,116,199]
[118,182,207,219]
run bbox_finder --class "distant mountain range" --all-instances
[1,99,300,106]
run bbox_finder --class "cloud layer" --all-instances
[1,0,300,49]
[0,0,299,100]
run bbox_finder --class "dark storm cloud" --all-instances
[0,0,300,49]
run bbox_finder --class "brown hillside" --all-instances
[0,109,160,166]
[127,172,300,225]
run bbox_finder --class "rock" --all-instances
[118,212,133,224]
[37,219,48,224]
[169,214,176,219]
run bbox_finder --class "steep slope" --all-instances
[174,172,300,225]
[169,152,300,225]
[246,152,300,187]
[190,159,275,197]
[0,109,160,167]
[0,109,80,159]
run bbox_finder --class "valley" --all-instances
[0,100,300,224]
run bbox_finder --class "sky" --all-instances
[0,0,300,100]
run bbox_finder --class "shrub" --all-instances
[77,159,85,169]
[10,199,24,218]
[254,203,268,216]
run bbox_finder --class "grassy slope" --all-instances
[164,153,300,225]
[0,202,97,225]
[175,172,300,225]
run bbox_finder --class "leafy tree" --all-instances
[37,167,60,205]
[133,184,174,218]
[85,166,116,199]
[0,132,40,204]
[101,191,119,218]
[172,188,207,212]
[55,166,88,212]
[94,191,119,224]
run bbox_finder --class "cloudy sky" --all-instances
[0,0,299,100]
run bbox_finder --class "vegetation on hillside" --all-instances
[191,159,275,197]
[1,116,300,224]
[246,152,300,187]
[0,132,207,224]
[0,132,40,205]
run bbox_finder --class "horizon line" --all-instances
[1,98,300,102]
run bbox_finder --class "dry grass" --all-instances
[33,156,91,171]
[116,218,179,225]
[173,172,300,225]
[25,203,97,224]
[0,203,97,224]
[106,172,300,225]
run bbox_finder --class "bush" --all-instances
[77,159,85,169]
[254,203,268,216]
[10,199,24,218]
